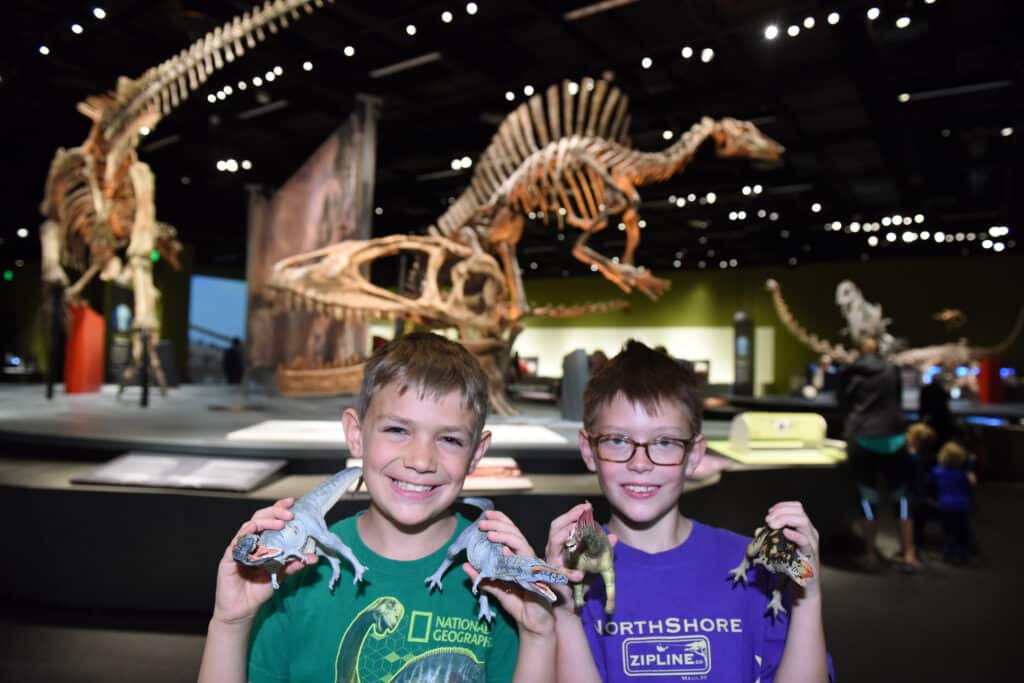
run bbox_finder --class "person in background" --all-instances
[930,441,976,564]
[905,422,939,553]
[837,334,918,572]
[222,337,243,385]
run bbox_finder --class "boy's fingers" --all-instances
[548,503,591,533]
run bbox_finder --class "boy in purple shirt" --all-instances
[547,340,831,682]
[930,441,975,564]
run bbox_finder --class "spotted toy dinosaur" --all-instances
[39,0,332,394]
[728,526,814,619]
[430,77,785,320]
[565,503,616,614]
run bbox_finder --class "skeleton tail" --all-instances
[102,0,331,142]
[528,299,630,318]
[968,304,1024,360]
[433,76,631,239]
[766,279,854,363]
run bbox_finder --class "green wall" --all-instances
[524,253,1024,394]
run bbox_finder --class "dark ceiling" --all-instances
[2,0,1020,282]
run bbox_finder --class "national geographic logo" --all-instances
[408,612,494,648]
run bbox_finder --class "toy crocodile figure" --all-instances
[728,526,814,619]
[424,497,567,622]
[233,466,368,591]
[565,504,616,614]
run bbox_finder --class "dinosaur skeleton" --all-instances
[39,0,332,394]
[429,78,785,320]
[767,278,1024,376]
[265,234,627,414]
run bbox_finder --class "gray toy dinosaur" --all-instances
[424,497,567,621]
[233,466,368,591]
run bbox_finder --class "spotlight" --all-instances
[253,76,263,87]
[803,17,815,30]
[303,61,313,71]
[216,160,227,171]
[898,93,910,103]
[681,46,693,58]
[867,7,881,21]
[764,25,779,40]
[406,24,417,36]
[523,85,534,96]
[787,25,800,37]
[662,130,673,140]
[700,48,714,63]
[207,94,216,103]
[505,91,514,101]
[442,11,453,23]
[241,160,252,170]
[71,23,84,34]
[827,12,840,25]
[39,45,50,55]
[17,228,28,238]
[466,2,478,14]
[93,7,107,20]
[641,57,653,69]
[705,191,716,204]
[1002,127,1014,137]
[896,16,911,29]
[811,202,822,213]
[344,45,355,57]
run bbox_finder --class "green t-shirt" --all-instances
[248,510,520,682]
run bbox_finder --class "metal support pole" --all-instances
[140,330,150,408]
[45,286,63,400]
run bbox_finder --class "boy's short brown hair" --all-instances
[906,422,938,451]
[357,332,489,440]
[938,441,967,468]
[583,339,703,436]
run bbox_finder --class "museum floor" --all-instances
[0,482,1018,681]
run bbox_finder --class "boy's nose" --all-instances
[402,444,438,472]
[626,447,656,472]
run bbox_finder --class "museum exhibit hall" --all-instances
[1,1,1021,681]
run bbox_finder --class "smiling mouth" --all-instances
[623,484,659,494]
[391,478,437,493]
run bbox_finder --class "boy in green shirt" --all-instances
[198,333,556,682]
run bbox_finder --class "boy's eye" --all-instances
[383,426,408,435]
[603,435,630,446]
[440,435,466,448]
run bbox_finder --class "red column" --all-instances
[65,304,106,393]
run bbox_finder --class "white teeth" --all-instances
[625,485,657,493]
[394,480,433,492]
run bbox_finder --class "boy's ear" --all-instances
[341,408,364,459]
[466,430,491,474]
[684,435,706,477]
[579,429,598,472]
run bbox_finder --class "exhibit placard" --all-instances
[72,453,287,492]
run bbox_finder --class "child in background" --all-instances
[930,441,976,564]
[546,340,831,682]
[905,422,938,555]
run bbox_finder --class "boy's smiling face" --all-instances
[581,392,704,529]
[343,382,489,533]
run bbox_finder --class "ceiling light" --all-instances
[567,81,580,94]
[241,160,252,170]
[139,126,150,136]
[93,7,106,19]
[460,155,472,167]
[442,11,453,23]
[504,90,515,102]
[803,17,815,29]
[639,220,647,228]
[758,209,767,218]
[994,242,1006,252]
[898,93,910,103]
[216,160,226,171]
[729,211,737,221]
[39,45,50,55]
[914,214,925,223]
[207,94,216,103]
[787,25,800,37]
[223,85,233,95]
[71,23,84,34]
[641,57,653,69]
[705,191,716,204]
[302,61,313,72]
[886,233,897,242]
[764,25,779,40]
[523,85,534,96]
[1002,127,1014,137]
[742,185,751,195]
[827,12,840,25]
[753,184,762,194]
[701,48,714,63]
[788,257,798,266]
[811,202,822,213]
[675,197,686,208]
[867,7,881,21]
[967,233,977,241]
[738,211,747,220]
[920,231,930,240]
[982,239,993,249]
[273,66,283,76]
[344,45,355,57]
[935,232,945,242]
[903,217,912,226]
[882,216,892,226]
[769,211,779,221]
[253,76,263,86]
[896,16,911,29]
[681,46,693,58]
[238,81,247,89]
[719,261,728,269]
[450,159,461,170]
[226,159,239,173]
[831,221,842,230]
[925,0,937,4]
[868,235,879,247]
[17,228,28,238]
[729,259,738,267]
[466,2,478,14]
[850,222,861,232]
[688,193,696,201]
[406,24,417,36]
[780,229,790,238]
[265,71,275,81]
[662,130,673,140]
[673,259,682,268]
[698,261,706,269]
[216,91,226,100]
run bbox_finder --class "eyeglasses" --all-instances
[586,432,697,466]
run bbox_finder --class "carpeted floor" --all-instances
[1,483,1019,682]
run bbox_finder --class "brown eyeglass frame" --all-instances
[584,431,698,466]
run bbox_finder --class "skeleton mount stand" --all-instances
[117,329,167,407]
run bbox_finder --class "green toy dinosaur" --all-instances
[565,503,616,614]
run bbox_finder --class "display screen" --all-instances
[189,274,247,346]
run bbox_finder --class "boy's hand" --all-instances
[462,510,556,638]
[211,498,318,626]
[544,502,617,618]
[765,501,821,600]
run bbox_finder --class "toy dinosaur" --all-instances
[565,503,616,614]
[728,526,814,619]
[766,278,1024,376]
[265,233,628,414]
[430,78,785,320]
[834,279,895,352]
[39,0,331,395]
[424,497,567,622]
[233,465,368,591]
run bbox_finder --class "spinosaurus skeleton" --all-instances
[39,0,332,394]
[766,278,1024,376]
[429,77,785,320]
[266,234,627,415]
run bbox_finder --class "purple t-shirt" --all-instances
[931,465,971,511]
[580,521,823,682]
